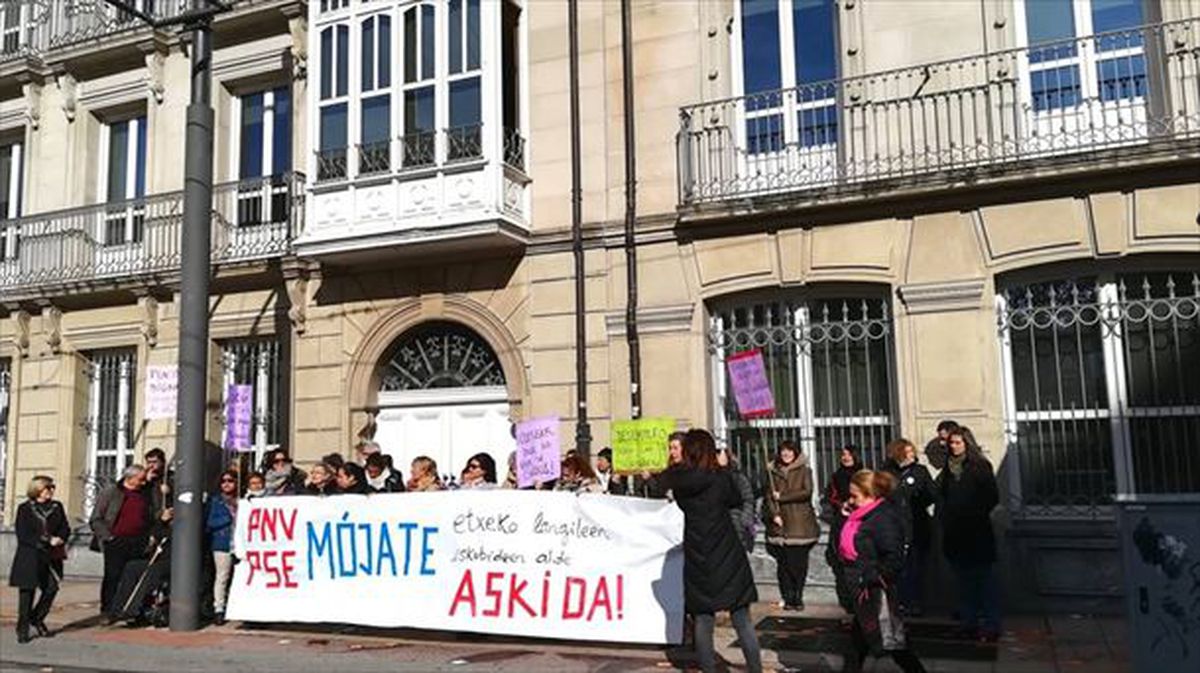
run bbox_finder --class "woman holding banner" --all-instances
[662,429,762,673]
[764,440,819,611]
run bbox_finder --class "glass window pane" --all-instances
[746,113,783,154]
[272,87,292,175]
[1025,0,1076,44]
[422,5,435,80]
[404,8,417,83]
[320,103,348,150]
[450,77,481,128]
[362,17,375,91]
[379,16,391,88]
[134,118,146,198]
[741,0,782,96]
[405,86,435,133]
[240,93,264,179]
[107,121,128,202]
[1097,54,1146,101]
[0,144,12,218]
[793,0,836,85]
[336,25,349,97]
[1091,0,1143,34]
[467,0,480,70]
[798,104,837,147]
[449,0,462,75]
[1030,64,1082,111]
[320,28,333,99]
[362,95,391,143]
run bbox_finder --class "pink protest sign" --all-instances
[726,349,776,419]
[224,384,254,451]
[515,416,562,488]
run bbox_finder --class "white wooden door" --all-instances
[375,387,514,485]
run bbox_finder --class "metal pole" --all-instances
[568,0,591,458]
[621,0,642,421]
[170,5,214,632]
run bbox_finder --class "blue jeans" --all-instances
[950,560,1000,634]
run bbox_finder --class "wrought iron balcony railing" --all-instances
[0,172,304,294]
[678,18,1200,207]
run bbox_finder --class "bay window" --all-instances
[318,23,350,181]
[402,2,437,168]
[360,13,392,175]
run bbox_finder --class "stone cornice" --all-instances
[897,278,988,315]
[605,304,696,337]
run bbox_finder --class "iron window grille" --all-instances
[357,140,391,176]
[221,338,283,470]
[316,147,348,182]
[83,349,137,515]
[400,130,437,169]
[445,123,483,163]
[379,321,505,391]
[997,272,1200,519]
[503,127,526,172]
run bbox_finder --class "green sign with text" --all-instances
[612,417,676,473]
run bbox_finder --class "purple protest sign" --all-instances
[224,384,254,451]
[726,349,776,419]
[515,416,561,489]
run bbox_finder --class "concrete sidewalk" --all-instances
[0,579,1130,672]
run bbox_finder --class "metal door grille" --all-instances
[709,295,897,492]
[998,272,1200,518]
[84,348,136,514]
[221,338,282,469]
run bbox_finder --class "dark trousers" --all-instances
[843,618,927,673]
[768,542,814,606]
[950,559,1000,634]
[898,543,928,612]
[100,536,145,614]
[694,607,762,673]
[16,572,59,637]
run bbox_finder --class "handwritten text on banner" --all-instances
[226,491,686,644]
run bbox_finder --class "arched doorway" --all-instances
[372,321,515,486]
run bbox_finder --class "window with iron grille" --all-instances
[709,293,897,492]
[84,349,137,514]
[998,271,1200,518]
[0,357,10,515]
[221,339,283,469]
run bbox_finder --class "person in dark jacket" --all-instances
[764,440,819,611]
[824,445,863,613]
[90,464,154,614]
[660,429,762,673]
[838,470,927,673]
[206,470,239,625]
[302,462,340,495]
[594,448,628,495]
[717,445,756,552]
[937,427,1000,642]
[262,449,306,496]
[923,419,957,471]
[882,438,936,616]
[365,452,406,492]
[337,462,372,494]
[10,476,70,643]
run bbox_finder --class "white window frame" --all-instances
[0,139,21,262]
[400,1,438,168]
[317,22,352,180]
[1,2,27,55]
[98,115,147,246]
[358,10,394,174]
[84,350,136,515]
[231,87,290,225]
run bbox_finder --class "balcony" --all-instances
[677,18,1200,211]
[299,125,530,262]
[0,173,304,301]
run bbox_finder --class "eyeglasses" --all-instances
[468,463,482,470]
[220,478,236,483]
[273,457,287,464]
[45,484,56,490]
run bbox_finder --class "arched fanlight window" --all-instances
[379,321,506,391]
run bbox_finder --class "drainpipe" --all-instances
[568,0,592,458]
[622,0,642,420]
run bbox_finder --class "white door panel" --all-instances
[376,396,514,485]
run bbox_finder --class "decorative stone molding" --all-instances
[212,45,289,83]
[143,48,166,104]
[78,72,146,111]
[41,305,63,354]
[605,304,696,337]
[56,72,77,122]
[13,310,31,358]
[139,296,160,347]
[23,82,42,130]
[286,270,321,335]
[897,278,988,315]
[283,5,308,80]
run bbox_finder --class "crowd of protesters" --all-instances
[10,416,999,673]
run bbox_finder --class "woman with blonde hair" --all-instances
[407,456,444,492]
[554,452,603,493]
[882,438,935,615]
[9,475,69,643]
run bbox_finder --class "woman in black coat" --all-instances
[882,438,936,616]
[660,429,762,673]
[838,470,926,673]
[9,475,70,643]
[824,444,863,613]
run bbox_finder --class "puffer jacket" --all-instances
[727,468,756,551]
[764,458,819,545]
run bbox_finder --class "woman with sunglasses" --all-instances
[10,475,69,643]
[206,470,240,625]
[261,450,305,496]
[459,453,498,489]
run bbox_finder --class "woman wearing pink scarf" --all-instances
[837,470,926,673]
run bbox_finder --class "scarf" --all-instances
[367,468,393,491]
[265,465,293,495]
[832,466,857,504]
[245,488,265,499]
[947,452,966,479]
[839,497,884,563]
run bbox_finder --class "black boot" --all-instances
[16,629,32,644]
[32,621,52,638]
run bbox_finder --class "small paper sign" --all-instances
[612,417,676,473]
[726,349,775,419]
[515,416,562,488]
[224,384,254,451]
[144,365,178,420]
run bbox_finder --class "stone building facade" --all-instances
[2,0,1198,610]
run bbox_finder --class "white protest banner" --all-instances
[144,365,178,420]
[514,416,561,489]
[226,491,685,644]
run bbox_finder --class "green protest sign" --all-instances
[612,417,676,473]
